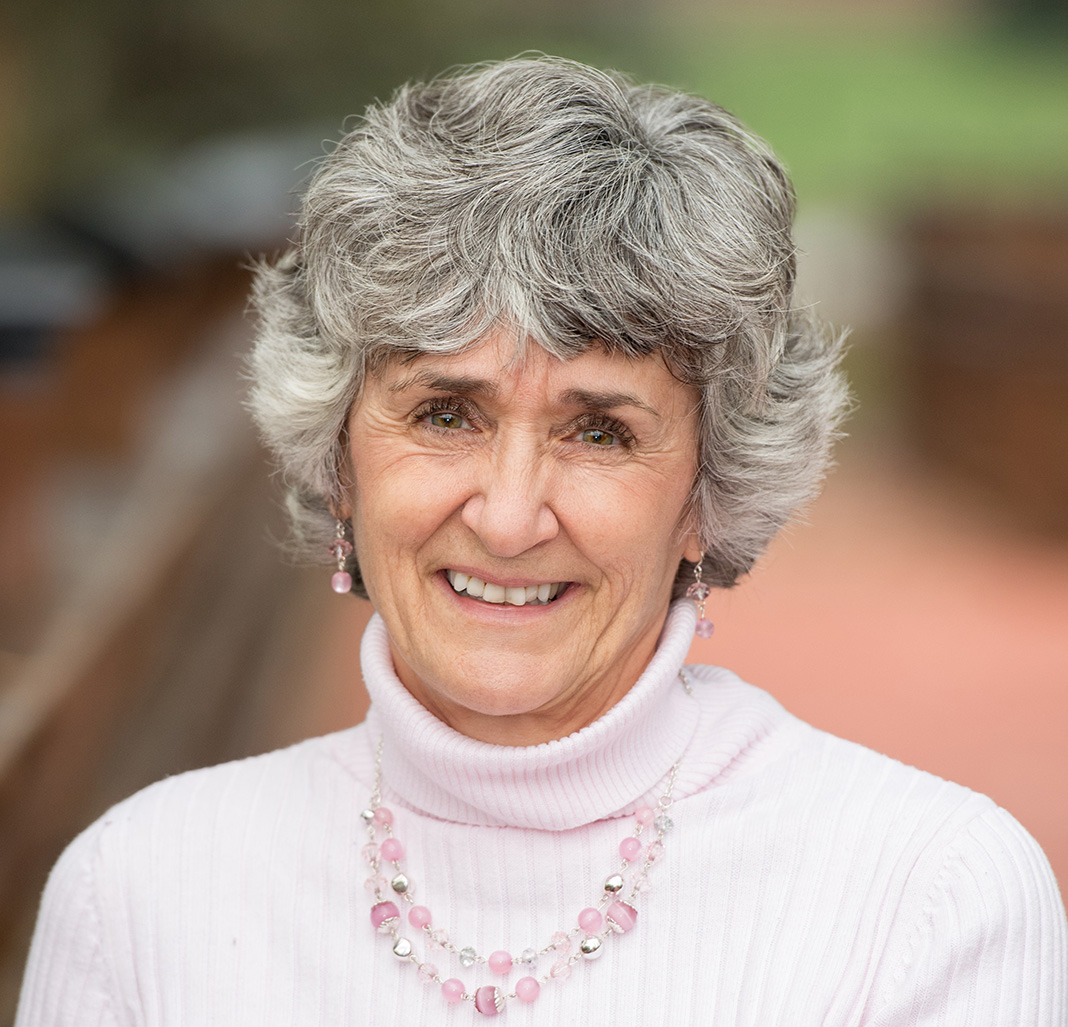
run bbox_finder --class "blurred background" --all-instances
[1,0,1066,1015]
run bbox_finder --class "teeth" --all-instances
[446,570,566,606]
[482,583,506,604]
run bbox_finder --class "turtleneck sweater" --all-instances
[17,601,1068,1025]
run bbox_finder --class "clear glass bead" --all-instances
[653,813,674,834]
[328,537,353,559]
[459,946,477,967]
[361,843,378,865]
[685,581,711,601]
[519,947,538,967]
[417,962,438,984]
[550,960,572,981]
[429,928,449,950]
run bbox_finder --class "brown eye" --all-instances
[580,428,618,446]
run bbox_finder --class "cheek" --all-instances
[564,471,692,573]
[348,453,467,564]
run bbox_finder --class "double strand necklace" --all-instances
[361,675,690,1017]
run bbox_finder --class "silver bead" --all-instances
[459,946,477,967]
[604,873,624,893]
[653,813,674,834]
[392,937,413,959]
[390,873,409,894]
[579,936,603,960]
[360,808,375,823]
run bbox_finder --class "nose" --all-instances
[460,437,559,558]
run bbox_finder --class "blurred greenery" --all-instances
[2,2,1065,209]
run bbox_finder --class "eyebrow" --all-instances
[558,388,661,419]
[388,371,500,398]
[387,372,660,419]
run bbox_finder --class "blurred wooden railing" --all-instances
[0,264,311,1020]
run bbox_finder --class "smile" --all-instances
[445,570,566,606]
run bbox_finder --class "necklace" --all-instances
[361,671,690,1016]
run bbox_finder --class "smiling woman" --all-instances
[16,57,1067,1025]
[346,335,701,743]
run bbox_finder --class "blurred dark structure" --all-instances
[906,209,1068,534]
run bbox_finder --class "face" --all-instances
[342,331,702,745]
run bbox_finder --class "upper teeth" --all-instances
[447,570,563,606]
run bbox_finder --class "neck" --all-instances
[359,599,700,829]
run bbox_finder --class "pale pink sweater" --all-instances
[17,601,1068,1024]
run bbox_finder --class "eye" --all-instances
[413,397,477,433]
[569,415,634,449]
[579,427,620,447]
[427,409,469,430]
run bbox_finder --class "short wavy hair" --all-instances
[247,56,848,598]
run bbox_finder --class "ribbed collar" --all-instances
[359,600,700,830]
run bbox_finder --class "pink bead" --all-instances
[551,931,570,953]
[696,617,715,638]
[515,976,540,1003]
[619,836,642,861]
[331,570,353,593]
[487,950,512,975]
[417,962,438,983]
[380,838,404,861]
[442,979,465,1004]
[647,840,664,862]
[408,905,432,929]
[635,806,655,826]
[361,842,378,864]
[474,985,502,1016]
[578,907,603,932]
[373,807,394,827]
[550,960,571,981]
[605,899,638,933]
[370,901,399,930]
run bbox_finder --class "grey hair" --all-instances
[247,56,848,598]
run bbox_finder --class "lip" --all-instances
[436,569,574,613]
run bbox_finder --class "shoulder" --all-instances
[686,662,1005,841]
[684,664,1068,1018]
[17,726,375,1023]
[98,723,373,841]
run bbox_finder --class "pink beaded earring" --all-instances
[329,519,354,594]
[686,555,715,638]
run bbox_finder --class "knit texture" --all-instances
[17,602,1068,1024]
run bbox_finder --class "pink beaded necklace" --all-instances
[362,709,684,1017]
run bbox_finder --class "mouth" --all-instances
[445,570,568,607]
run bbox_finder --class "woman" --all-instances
[18,57,1066,1024]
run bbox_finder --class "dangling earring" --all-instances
[686,555,715,638]
[329,519,354,594]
